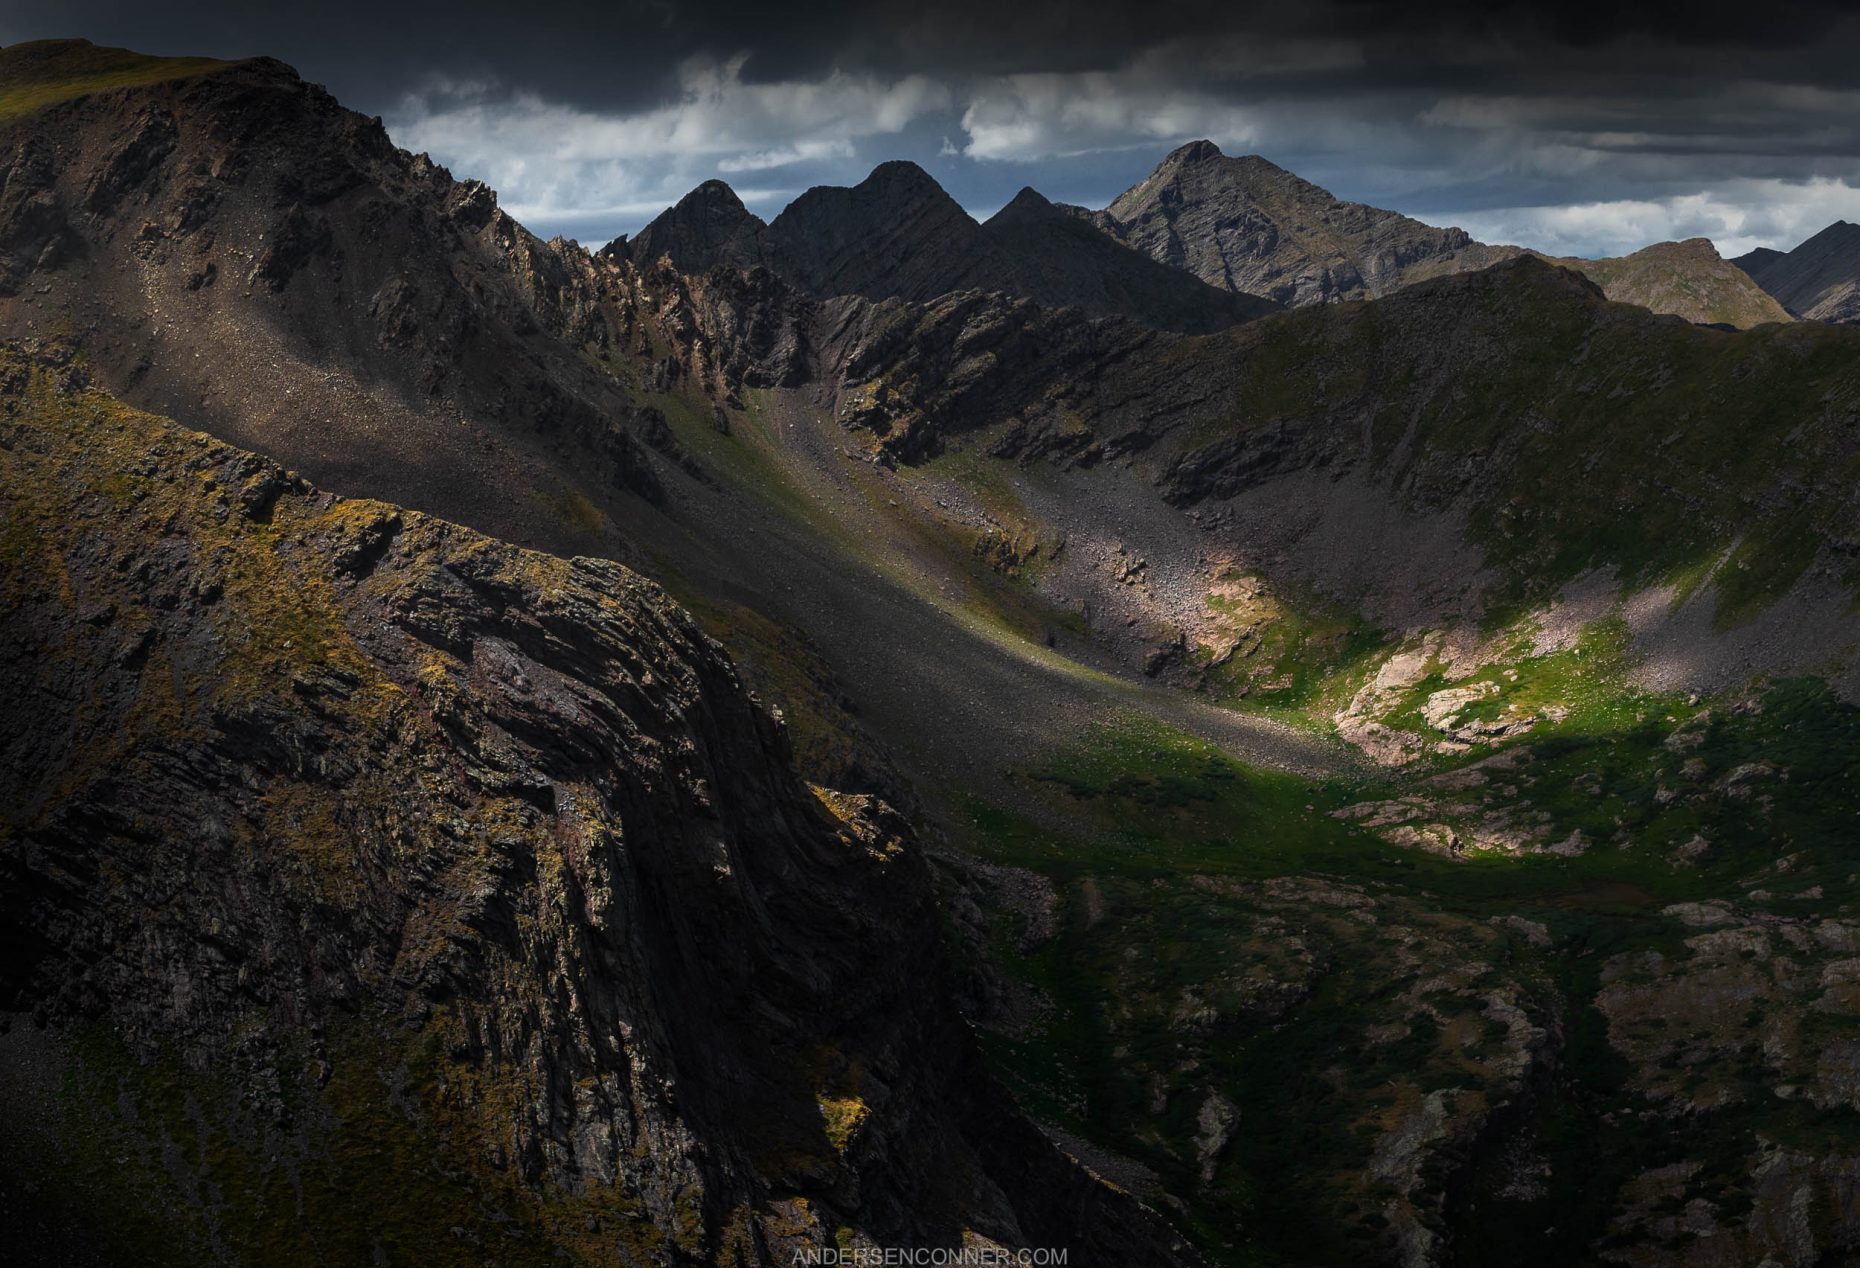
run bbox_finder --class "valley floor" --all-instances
[602,373,1860,1266]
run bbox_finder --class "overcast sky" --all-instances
[8,0,1860,257]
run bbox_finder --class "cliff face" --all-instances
[0,343,1196,1266]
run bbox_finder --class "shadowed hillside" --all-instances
[7,35,1860,1268]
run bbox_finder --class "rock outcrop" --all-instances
[0,342,1198,1265]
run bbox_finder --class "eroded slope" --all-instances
[0,344,1195,1266]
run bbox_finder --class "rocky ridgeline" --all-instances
[1735,220,1860,325]
[1083,140,1791,328]
[0,41,678,548]
[612,160,1274,334]
[1078,140,1521,307]
[0,343,1196,1265]
[7,37,1860,1268]
[790,256,1860,692]
[1532,237,1791,329]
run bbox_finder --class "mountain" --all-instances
[978,185,1274,333]
[1734,220,1860,324]
[824,253,1860,665]
[12,35,1860,1268]
[767,159,1007,302]
[0,342,1196,1266]
[1090,140,1789,327]
[1735,245,1785,274]
[0,40,1205,1265]
[780,254,1860,1262]
[621,177,776,275]
[1533,237,1793,328]
[0,39,693,575]
[1084,140,1522,306]
[622,160,1272,333]
[721,252,1860,1264]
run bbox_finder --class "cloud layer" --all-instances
[10,0,1860,257]
[389,57,949,232]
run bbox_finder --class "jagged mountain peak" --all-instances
[759,157,1271,329]
[766,161,1001,303]
[1736,217,1860,324]
[986,185,1058,223]
[779,158,967,225]
[1097,143,1789,325]
[688,176,747,203]
[1098,143,1498,306]
[623,175,771,273]
[860,157,950,193]
[1134,145,1317,198]
[1161,138,1225,165]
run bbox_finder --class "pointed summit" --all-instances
[981,181,1277,332]
[858,159,950,198]
[688,178,747,208]
[1736,219,1860,325]
[986,186,1057,226]
[768,161,1002,302]
[1102,139,1512,306]
[1164,139,1224,166]
[625,178,771,274]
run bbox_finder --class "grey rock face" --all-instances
[621,178,777,275]
[622,161,1273,334]
[1735,220,1860,324]
[981,185,1277,333]
[0,41,676,530]
[1091,140,1522,307]
[0,343,1200,1267]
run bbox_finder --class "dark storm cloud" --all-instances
[6,0,1860,255]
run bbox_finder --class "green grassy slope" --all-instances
[0,40,232,119]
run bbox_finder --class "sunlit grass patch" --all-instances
[0,41,231,119]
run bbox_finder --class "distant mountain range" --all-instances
[1071,139,1519,306]
[624,137,1804,332]
[1735,220,1860,324]
[9,37,1860,1268]
[619,160,1274,334]
[1073,140,1795,329]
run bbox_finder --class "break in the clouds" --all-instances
[1451,179,1860,259]
[388,57,949,231]
[10,0,1860,256]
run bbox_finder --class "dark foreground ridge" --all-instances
[0,340,1196,1266]
[8,33,1860,1268]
